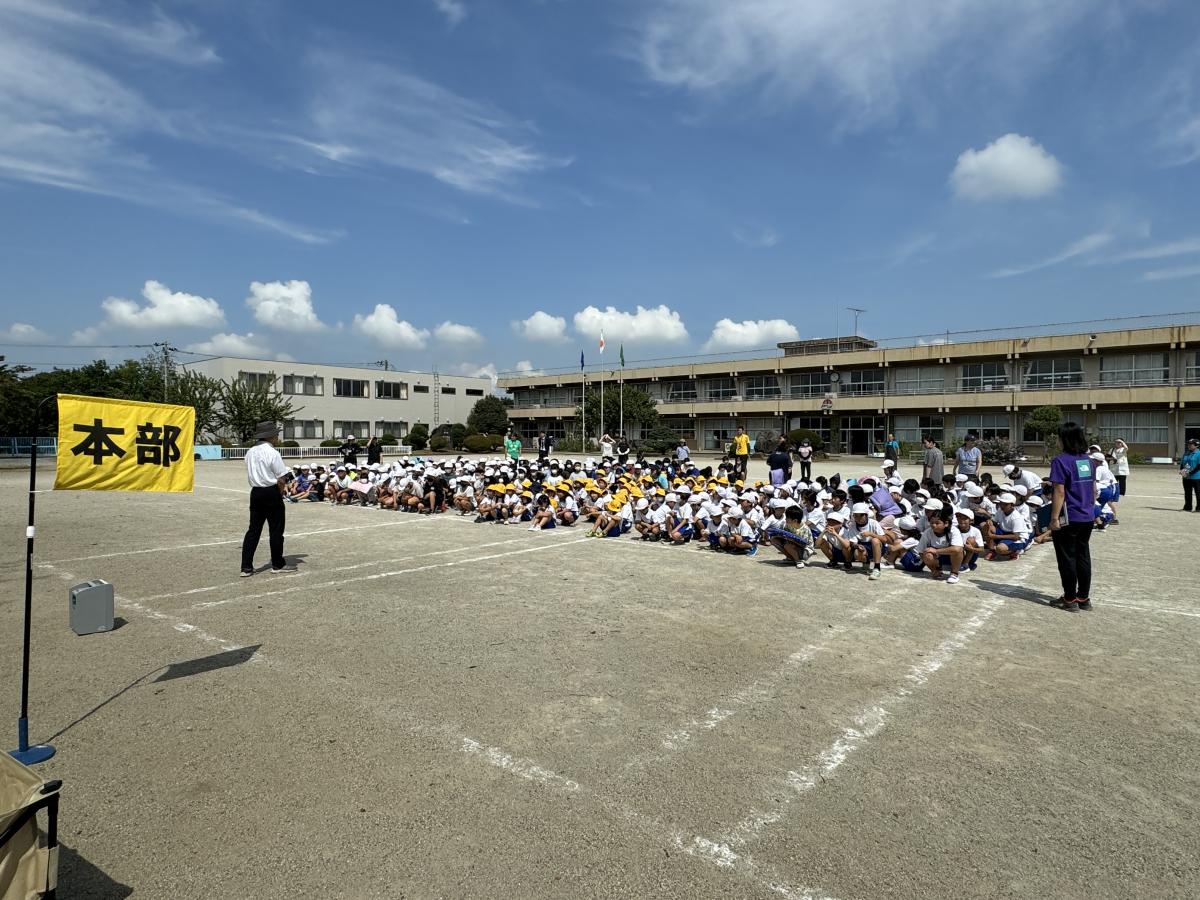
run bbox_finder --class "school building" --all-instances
[497,323,1200,459]
[180,356,492,445]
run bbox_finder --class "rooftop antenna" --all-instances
[373,359,391,371]
[846,307,866,338]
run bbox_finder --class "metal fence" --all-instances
[218,445,412,460]
[0,437,58,458]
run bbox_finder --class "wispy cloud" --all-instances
[0,1,333,243]
[1099,236,1200,264]
[432,0,467,28]
[889,232,936,267]
[288,52,570,202]
[731,224,781,248]
[1142,264,1200,282]
[987,232,1113,279]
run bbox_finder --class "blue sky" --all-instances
[2,0,1199,382]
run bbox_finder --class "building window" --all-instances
[465,388,485,397]
[892,414,943,445]
[701,417,736,451]
[959,362,1008,392]
[701,377,737,401]
[332,420,370,439]
[240,371,274,390]
[1188,351,1200,383]
[953,414,1010,440]
[376,380,408,400]
[789,371,831,398]
[283,419,324,440]
[282,375,323,396]
[441,386,457,395]
[413,384,430,394]
[893,366,945,395]
[333,378,369,398]
[658,418,695,440]
[744,375,781,399]
[840,369,885,396]
[1097,410,1168,445]
[1023,358,1082,388]
[375,420,408,439]
[1099,352,1168,385]
[666,380,698,402]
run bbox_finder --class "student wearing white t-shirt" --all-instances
[953,509,984,572]
[718,507,757,555]
[841,502,885,580]
[988,492,1031,559]
[916,516,965,582]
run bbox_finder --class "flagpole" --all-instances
[619,347,624,437]
[11,396,56,765]
[581,360,587,455]
[600,373,605,447]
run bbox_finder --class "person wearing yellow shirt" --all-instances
[731,425,751,478]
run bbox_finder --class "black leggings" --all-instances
[1185,478,1200,512]
[1051,522,1094,601]
[1117,474,1127,497]
[799,460,812,480]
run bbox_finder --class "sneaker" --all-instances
[239,569,253,578]
[1050,596,1080,612]
[946,574,959,584]
[843,561,854,572]
[868,567,880,581]
[827,560,840,569]
[747,545,758,557]
[1077,598,1093,611]
[270,566,292,574]
[795,560,806,569]
[527,525,540,532]
[879,561,894,569]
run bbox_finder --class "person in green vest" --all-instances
[504,430,522,467]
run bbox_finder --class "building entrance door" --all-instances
[841,415,886,455]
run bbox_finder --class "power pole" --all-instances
[846,307,866,338]
[432,365,441,432]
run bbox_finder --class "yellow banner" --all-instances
[54,394,195,493]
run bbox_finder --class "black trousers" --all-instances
[1184,478,1199,511]
[799,460,812,480]
[735,454,749,477]
[1051,522,1094,601]
[242,485,286,572]
[1117,474,1127,497]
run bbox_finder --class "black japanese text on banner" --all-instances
[54,394,195,493]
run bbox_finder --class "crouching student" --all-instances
[843,502,885,580]
[590,496,632,537]
[987,492,1030,560]
[666,495,694,544]
[916,514,965,583]
[888,515,925,572]
[556,483,579,526]
[766,505,813,567]
[527,493,557,531]
[706,505,726,550]
[718,506,758,555]
[818,509,851,569]
[953,508,984,571]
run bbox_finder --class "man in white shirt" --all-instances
[241,420,290,576]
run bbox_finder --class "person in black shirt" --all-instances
[339,434,360,466]
[366,435,382,466]
[536,431,553,461]
[795,439,813,481]
[767,439,792,485]
[616,434,631,466]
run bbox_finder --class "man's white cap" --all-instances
[1026,495,1045,507]
[998,492,1016,504]
[965,483,984,498]
[851,502,871,515]
[1089,451,1106,462]
[636,498,649,510]
[924,498,944,512]
[881,459,896,469]
[897,515,917,530]
[861,483,875,495]
[1011,484,1029,496]
[916,488,931,499]
[827,509,848,523]
[336,465,346,471]
[726,506,743,519]
[689,494,703,504]
[347,434,356,440]
[665,494,679,503]
[706,503,723,516]
[954,508,973,519]
[887,476,903,486]
[769,498,788,509]
[1002,464,1016,475]
[955,473,968,483]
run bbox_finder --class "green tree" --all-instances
[576,385,658,438]
[408,423,429,450]
[1024,405,1063,462]
[449,422,467,450]
[214,373,298,443]
[169,369,223,441]
[467,395,510,435]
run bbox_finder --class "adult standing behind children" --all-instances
[1049,422,1097,612]
[883,433,900,470]
[795,439,813,481]
[922,435,944,485]
[339,434,360,467]
[766,439,792,485]
[1110,438,1129,497]
[366,435,382,466]
[241,420,290,577]
[732,426,751,478]
[505,430,522,468]
[954,433,982,478]
[1181,437,1200,511]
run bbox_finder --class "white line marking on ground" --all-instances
[192,537,592,609]
[195,483,248,494]
[458,738,582,792]
[38,563,263,659]
[42,517,435,564]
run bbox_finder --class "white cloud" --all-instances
[1101,237,1200,264]
[632,0,1111,128]
[452,361,499,390]
[432,0,466,27]
[299,52,569,200]
[352,304,430,350]
[702,318,799,351]
[1142,264,1200,282]
[0,322,49,343]
[514,359,544,376]
[434,321,484,345]
[70,326,101,345]
[246,280,325,331]
[186,332,270,358]
[988,232,1113,278]
[100,280,225,330]
[572,305,689,343]
[731,224,780,248]
[950,134,1064,201]
[514,310,568,342]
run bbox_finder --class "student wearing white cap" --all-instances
[987,493,1030,559]
[916,514,965,582]
[953,509,984,572]
[842,502,885,579]
[818,509,853,570]
[718,506,757,555]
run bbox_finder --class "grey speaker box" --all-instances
[69,580,115,636]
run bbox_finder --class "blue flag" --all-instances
[580,350,585,371]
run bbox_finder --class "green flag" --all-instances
[619,344,625,367]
